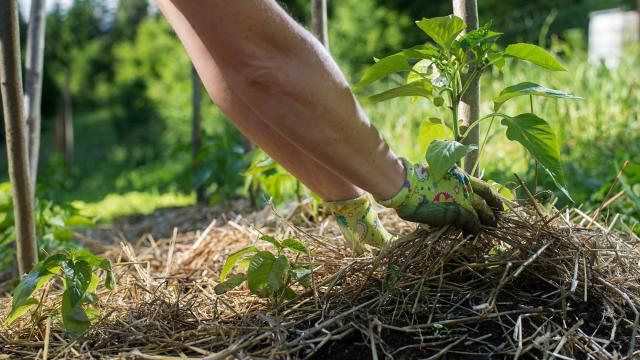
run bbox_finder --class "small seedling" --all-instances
[3,249,115,334]
[356,15,581,200]
[215,235,314,302]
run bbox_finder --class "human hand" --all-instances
[378,159,502,235]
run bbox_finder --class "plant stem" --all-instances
[471,115,496,175]
[529,95,534,113]
[450,70,460,142]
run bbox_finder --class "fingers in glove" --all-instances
[396,203,481,235]
[470,193,497,228]
[469,176,503,210]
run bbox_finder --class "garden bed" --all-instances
[1,202,639,359]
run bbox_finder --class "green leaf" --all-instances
[501,113,571,200]
[290,265,313,288]
[219,246,258,281]
[504,43,565,71]
[214,273,247,295]
[62,259,93,308]
[85,306,100,323]
[486,180,515,202]
[236,258,251,271]
[406,59,433,84]
[401,44,440,60]
[458,24,502,50]
[4,254,65,326]
[493,82,582,111]
[259,235,282,250]
[488,51,505,70]
[416,15,466,51]
[367,81,433,104]
[281,239,309,255]
[61,289,91,334]
[64,215,94,228]
[247,252,289,298]
[105,271,115,291]
[418,119,453,155]
[86,273,100,293]
[425,140,477,180]
[74,250,111,271]
[354,53,411,90]
[3,298,39,327]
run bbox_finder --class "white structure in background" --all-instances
[589,9,639,68]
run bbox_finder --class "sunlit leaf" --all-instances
[416,15,466,51]
[219,246,258,281]
[504,43,565,71]
[3,298,39,327]
[367,81,433,104]
[259,235,282,250]
[494,82,582,111]
[501,113,571,200]
[4,254,65,326]
[418,119,454,155]
[281,239,309,255]
[401,44,440,60]
[355,53,411,90]
[426,140,476,180]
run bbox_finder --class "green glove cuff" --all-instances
[325,193,392,254]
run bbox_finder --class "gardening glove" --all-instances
[376,158,502,235]
[325,193,393,254]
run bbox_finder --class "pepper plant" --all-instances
[3,249,115,334]
[215,235,314,302]
[355,15,581,199]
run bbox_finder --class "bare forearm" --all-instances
[166,0,403,199]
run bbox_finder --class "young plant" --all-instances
[355,15,581,199]
[214,235,314,302]
[3,249,115,334]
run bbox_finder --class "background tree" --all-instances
[0,0,38,275]
[311,0,329,48]
[191,64,205,203]
[453,0,480,175]
[24,0,47,199]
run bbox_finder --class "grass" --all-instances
[72,190,194,223]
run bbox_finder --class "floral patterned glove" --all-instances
[376,158,501,235]
[325,193,392,254]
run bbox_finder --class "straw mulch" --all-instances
[1,201,639,359]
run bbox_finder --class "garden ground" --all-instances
[1,197,639,359]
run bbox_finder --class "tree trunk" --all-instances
[0,0,38,275]
[191,64,205,203]
[63,72,74,165]
[453,0,480,176]
[311,0,329,49]
[24,0,47,200]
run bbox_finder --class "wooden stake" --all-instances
[0,0,38,275]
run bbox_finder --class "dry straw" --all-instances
[1,201,639,359]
